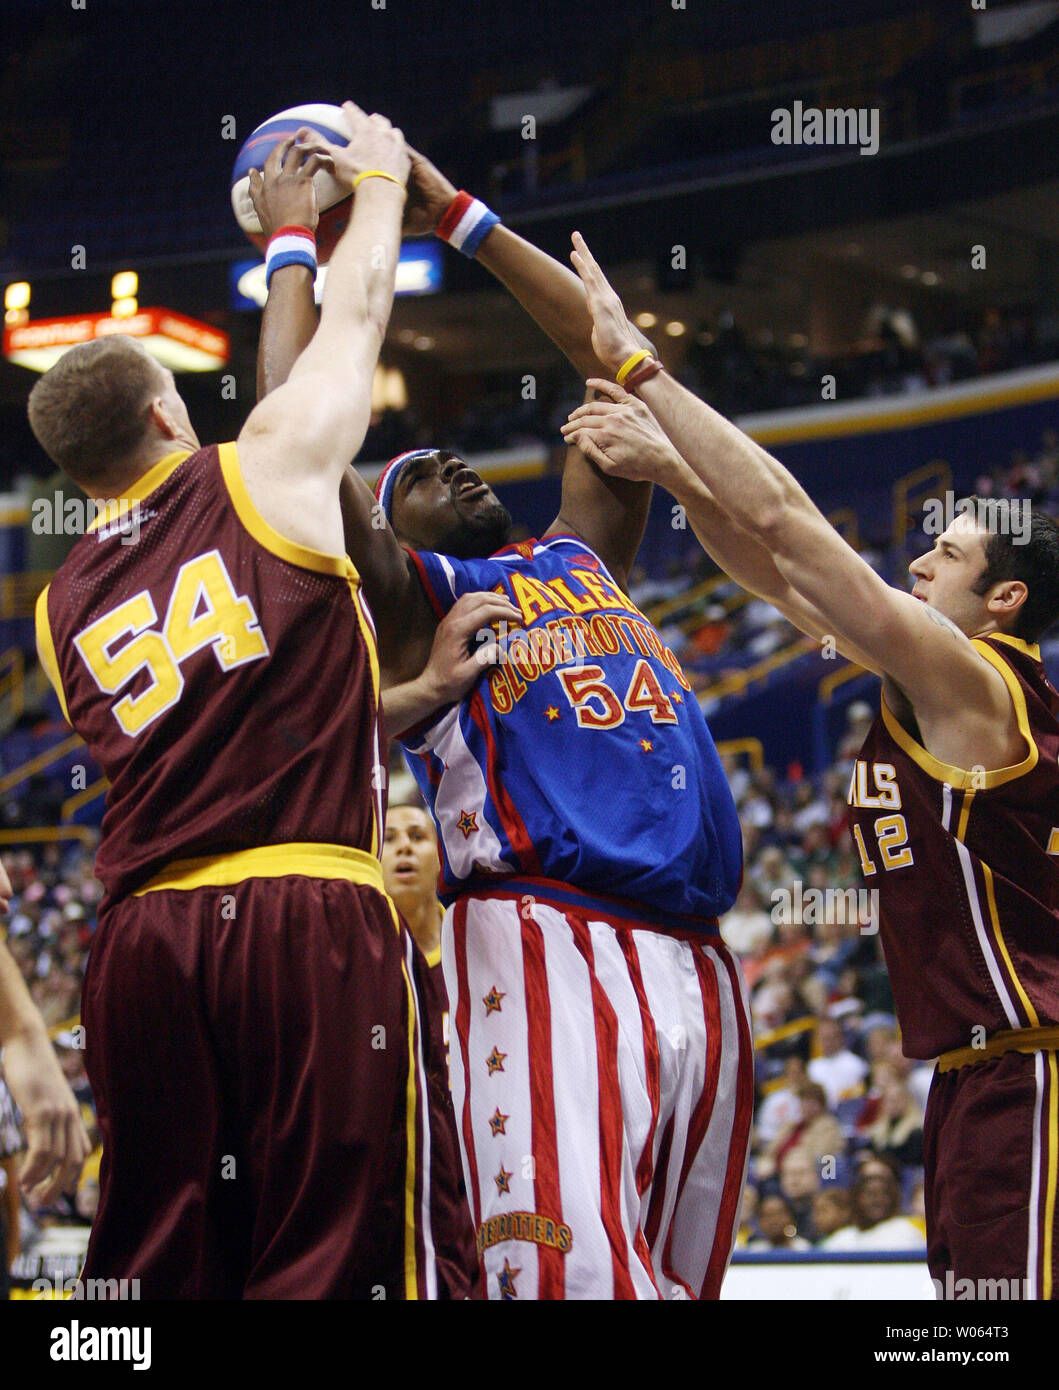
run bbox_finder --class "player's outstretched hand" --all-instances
[561,379,686,487]
[322,103,410,192]
[422,591,521,706]
[248,131,329,239]
[569,231,641,377]
[3,1025,93,1206]
[403,145,458,237]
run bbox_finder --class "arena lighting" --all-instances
[665,320,686,337]
[371,365,408,413]
[231,241,444,310]
[110,270,138,300]
[111,297,138,319]
[4,281,30,311]
[4,309,230,373]
[634,311,658,329]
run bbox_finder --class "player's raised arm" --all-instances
[406,148,653,591]
[564,232,1019,751]
[248,125,439,683]
[251,134,322,404]
[236,104,408,558]
[562,381,882,673]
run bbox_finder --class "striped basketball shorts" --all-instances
[442,879,754,1300]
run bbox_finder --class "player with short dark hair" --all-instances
[563,231,1059,1299]
[27,108,471,1299]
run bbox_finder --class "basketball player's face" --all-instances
[392,450,512,559]
[381,806,440,907]
[908,515,991,635]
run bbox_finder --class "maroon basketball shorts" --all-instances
[924,1048,1059,1299]
[78,844,464,1299]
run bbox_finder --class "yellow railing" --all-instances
[646,571,729,627]
[754,1015,817,1053]
[699,635,816,704]
[818,661,870,705]
[892,459,952,553]
[0,825,94,847]
[0,569,52,622]
[0,732,84,797]
[716,737,765,772]
[0,647,25,724]
[61,778,108,821]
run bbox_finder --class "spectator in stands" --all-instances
[734,1184,759,1249]
[821,1165,925,1251]
[1,1077,22,1299]
[776,1148,821,1240]
[747,1194,812,1252]
[808,1018,869,1109]
[811,1188,854,1244]
[758,1083,846,1182]
[836,701,874,766]
[867,1077,925,1169]
[755,1057,808,1146]
[721,882,773,958]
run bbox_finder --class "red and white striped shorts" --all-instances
[442,881,754,1300]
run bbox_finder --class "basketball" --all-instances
[230,103,354,264]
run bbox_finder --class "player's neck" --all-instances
[398,895,442,957]
[81,437,197,500]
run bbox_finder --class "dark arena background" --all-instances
[2,0,1059,1362]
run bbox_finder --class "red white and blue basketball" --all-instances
[231,103,353,264]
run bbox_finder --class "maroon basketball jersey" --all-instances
[37,443,384,902]
[848,633,1059,1059]
[421,948,451,1073]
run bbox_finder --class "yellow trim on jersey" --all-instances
[880,641,1037,790]
[980,860,1040,1030]
[422,942,442,970]
[386,896,420,1301]
[956,788,975,842]
[349,583,381,856]
[132,841,386,895]
[938,1026,1059,1073]
[1045,1052,1058,1301]
[982,632,1042,663]
[218,440,356,579]
[86,450,191,532]
[34,584,70,724]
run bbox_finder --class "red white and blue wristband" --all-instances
[265,225,318,288]
[436,191,500,258]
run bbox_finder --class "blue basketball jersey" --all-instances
[401,535,742,927]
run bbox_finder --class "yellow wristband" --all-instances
[352,169,406,192]
[615,349,651,385]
